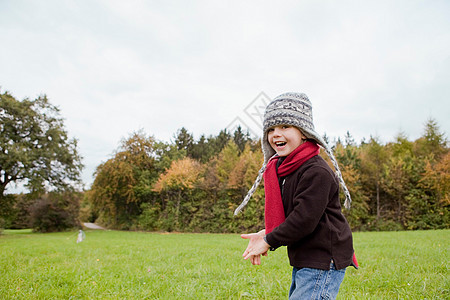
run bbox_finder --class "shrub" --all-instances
[29,193,81,233]
[136,202,160,231]
[10,194,35,229]
[366,218,404,231]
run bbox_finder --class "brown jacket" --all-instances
[265,155,354,270]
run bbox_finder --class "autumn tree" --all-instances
[359,136,388,220]
[88,131,156,228]
[421,152,450,206]
[0,91,83,197]
[228,143,265,231]
[228,143,262,195]
[153,157,203,230]
[382,155,412,227]
[415,151,450,228]
[404,119,449,229]
[333,138,370,230]
[215,141,240,185]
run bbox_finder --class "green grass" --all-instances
[0,229,448,299]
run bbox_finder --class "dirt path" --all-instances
[83,223,106,230]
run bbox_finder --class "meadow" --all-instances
[0,229,448,299]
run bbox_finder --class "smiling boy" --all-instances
[235,92,357,299]
[268,125,306,157]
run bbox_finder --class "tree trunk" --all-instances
[176,190,181,229]
[376,182,380,219]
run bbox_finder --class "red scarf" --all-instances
[263,141,320,234]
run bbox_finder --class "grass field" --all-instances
[0,229,448,299]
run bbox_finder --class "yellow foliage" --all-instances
[228,144,264,190]
[215,141,240,183]
[153,157,203,192]
[421,151,450,205]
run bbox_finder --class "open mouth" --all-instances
[275,141,287,147]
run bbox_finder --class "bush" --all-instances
[9,194,35,229]
[29,192,81,233]
[363,218,404,231]
[136,203,160,231]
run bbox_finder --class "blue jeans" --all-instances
[289,262,346,300]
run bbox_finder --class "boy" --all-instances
[235,92,357,299]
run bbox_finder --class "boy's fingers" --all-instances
[243,245,254,257]
[251,255,261,265]
[244,250,258,260]
[243,252,252,260]
[241,234,250,239]
[241,233,256,239]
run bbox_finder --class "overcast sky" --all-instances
[1,0,449,190]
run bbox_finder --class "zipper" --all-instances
[281,178,286,198]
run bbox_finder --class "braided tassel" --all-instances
[323,146,352,209]
[234,163,266,215]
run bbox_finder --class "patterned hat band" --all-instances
[261,93,323,164]
[234,92,352,215]
[264,111,314,130]
[263,94,314,133]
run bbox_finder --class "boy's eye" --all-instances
[268,128,274,132]
[282,125,290,129]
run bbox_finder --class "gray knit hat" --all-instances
[234,92,352,215]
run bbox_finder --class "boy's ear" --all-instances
[299,130,307,140]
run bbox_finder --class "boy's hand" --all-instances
[241,232,270,265]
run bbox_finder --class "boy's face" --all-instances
[267,125,306,157]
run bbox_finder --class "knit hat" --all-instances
[234,92,352,215]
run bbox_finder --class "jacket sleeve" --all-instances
[265,164,338,249]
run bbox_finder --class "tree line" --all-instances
[84,120,448,232]
[1,91,448,232]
